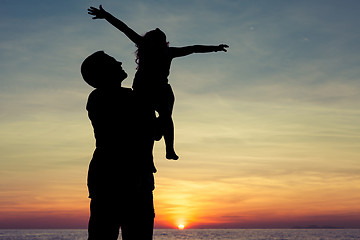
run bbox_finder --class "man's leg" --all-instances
[88,198,121,240]
[121,215,154,240]
[120,191,155,240]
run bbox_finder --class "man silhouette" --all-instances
[81,51,157,240]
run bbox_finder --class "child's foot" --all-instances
[166,150,179,160]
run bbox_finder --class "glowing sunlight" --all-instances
[178,224,185,230]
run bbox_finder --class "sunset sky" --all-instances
[1,0,360,229]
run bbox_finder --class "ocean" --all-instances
[0,229,359,240]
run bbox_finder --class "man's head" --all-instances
[81,51,127,88]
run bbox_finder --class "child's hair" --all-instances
[81,51,106,88]
[135,28,169,68]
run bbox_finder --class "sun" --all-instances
[178,224,185,230]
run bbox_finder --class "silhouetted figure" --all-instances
[81,51,156,240]
[88,5,229,160]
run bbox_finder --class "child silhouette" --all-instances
[88,5,229,160]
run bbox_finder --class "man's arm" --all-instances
[172,44,229,58]
[88,5,142,45]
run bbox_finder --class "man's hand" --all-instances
[88,5,108,19]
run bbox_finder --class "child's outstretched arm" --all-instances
[172,44,229,58]
[88,5,142,45]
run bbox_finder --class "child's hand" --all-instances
[218,44,229,52]
[88,5,108,19]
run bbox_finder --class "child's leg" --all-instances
[155,85,178,160]
[154,116,163,141]
[162,114,178,160]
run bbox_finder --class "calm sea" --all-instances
[0,229,359,240]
